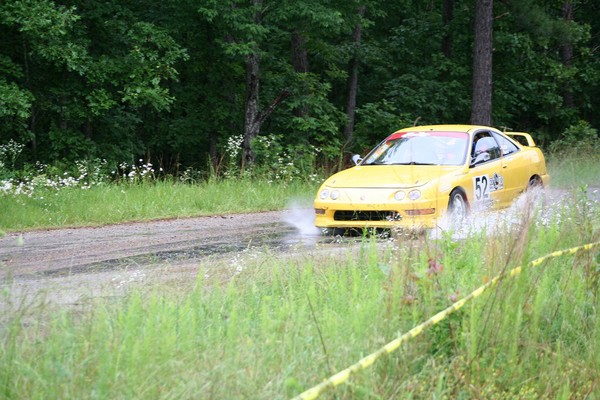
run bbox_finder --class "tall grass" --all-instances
[546,149,600,188]
[0,179,317,231]
[1,189,599,399]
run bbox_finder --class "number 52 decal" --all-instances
[473,175,490,202]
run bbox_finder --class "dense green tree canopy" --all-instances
[1,0,598,172]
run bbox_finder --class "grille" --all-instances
[333,210,400,222]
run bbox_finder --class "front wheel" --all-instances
[321,227,349,236]
[447,189,468,224]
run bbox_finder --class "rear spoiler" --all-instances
[505,132,537,147]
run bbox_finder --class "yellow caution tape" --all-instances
[292,241,600,400]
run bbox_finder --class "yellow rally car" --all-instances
[314,124,549,231]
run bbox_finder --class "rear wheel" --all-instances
[523,175,545,207]
[527,175,542,190]
[447,189,468,223]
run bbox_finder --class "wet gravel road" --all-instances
[1,211,301,278]
[0,209,326,307]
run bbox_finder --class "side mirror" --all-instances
[470,152,490,167]
[351,154,363,165]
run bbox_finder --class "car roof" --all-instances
[392,124,498,136]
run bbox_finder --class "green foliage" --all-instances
[0,0,188,163]
[118,22,189,110]
[271,71,346,160]
[1,0,600,175]
[47,124,96,160]
[0,79,33,119]
[354,101,415,150]
[549,120,599,155]
[0,139,25,182]
[1,0,86,72]
[546,122,600,188]
[491,1,597,137]
[250,134,322,183]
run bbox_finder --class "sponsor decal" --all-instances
[491,173,504,191]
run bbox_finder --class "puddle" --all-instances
[18,217,331,280]
[27,225,296,278]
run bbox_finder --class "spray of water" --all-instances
[429,187,580,241]
[283,199,322,236]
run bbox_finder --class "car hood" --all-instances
[322,165,463,189]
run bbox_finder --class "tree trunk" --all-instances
[29,108,37,159]
[291,30,309,118]
[242,0,263,166]
[560,1,574,109]
[209,130,218,173]
[343,5,366,145]
[243,51,261,166]
[22,38,37,157]
[83,120,92,141]
[470,0,494,126]
[291,31,309,75]
[441,0,454,58]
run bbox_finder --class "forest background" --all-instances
[1,0,599,179]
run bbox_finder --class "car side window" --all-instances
[471,132,501,165]
[491,132,520,156]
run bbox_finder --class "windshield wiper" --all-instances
[392,162,436,165]
[362,161,386,165]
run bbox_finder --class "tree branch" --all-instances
[256,89,291,127]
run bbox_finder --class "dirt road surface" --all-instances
[1,211,298,277]
[0,209,326,308]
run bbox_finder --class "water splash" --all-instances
[428,187,575,241]
[283,200,321,236]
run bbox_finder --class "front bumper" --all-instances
[314,198,448,230]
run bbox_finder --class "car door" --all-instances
[468,132,505,209]
[491,131,530,202]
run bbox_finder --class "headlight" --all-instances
[394,191,406,201]
[330,190,340,200]
[319,189,329,200]
[408,190,421,200]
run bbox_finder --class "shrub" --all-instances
[549,120,599,156]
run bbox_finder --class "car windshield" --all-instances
[362,131,469,166]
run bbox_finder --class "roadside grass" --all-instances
[1,190,599,399]
[546,150,600,188]
[0,179,317,231]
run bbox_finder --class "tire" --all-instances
[447,189,468,223]
[527,176,542,190]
